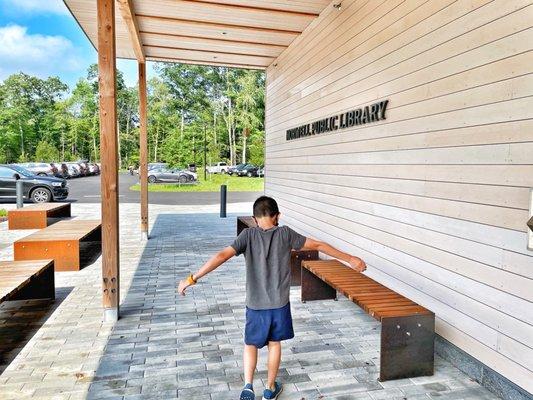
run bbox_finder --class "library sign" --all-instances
[286,100,389,141]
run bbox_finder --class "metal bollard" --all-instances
[220,184,227,218]
[16,180,24,208]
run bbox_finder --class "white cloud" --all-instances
[0,0,68,15]
[0,24,83,82]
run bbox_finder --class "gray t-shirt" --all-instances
[231,225,306,310]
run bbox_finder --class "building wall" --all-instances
[264,0,533,393]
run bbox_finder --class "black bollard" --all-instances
[16,179,24,208]
[220,184,227,218]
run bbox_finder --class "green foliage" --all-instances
[35,141,60,162]
[0,209,7,218]
[0,64,265,166]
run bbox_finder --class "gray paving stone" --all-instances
[0,203,505,400]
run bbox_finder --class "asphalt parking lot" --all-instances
[0,173,261,206]
[66,172,261,205]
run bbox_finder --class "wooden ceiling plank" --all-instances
[137,16,298,46]
[116,0,145,62]
[146,46,272,67]
[183,0,331,14]
[148,56,266,70]
[145,44,276,59]
[136,14,302,34]
[133,0,315,32]
[184,0,320,16]
[141,32,284,57]
[140,31,287,49]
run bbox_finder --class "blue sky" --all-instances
[0,0,152,89]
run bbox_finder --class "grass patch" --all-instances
[130,173,264,192]
[0,209,7,217]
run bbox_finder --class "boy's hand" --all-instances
[348,256,367,273]
[177,279,192,296]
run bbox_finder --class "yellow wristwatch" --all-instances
[186,273,197,286]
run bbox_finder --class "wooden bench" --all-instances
[14,220,102,271]
[301,260,434,382]
[0,260,55,302]
[236,216,257,235]
[8,203,71,230]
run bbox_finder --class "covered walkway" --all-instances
[0,203,498,400]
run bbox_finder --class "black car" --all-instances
[237,164,259,177]
[0,164,69,203]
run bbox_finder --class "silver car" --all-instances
[147,167,197,184]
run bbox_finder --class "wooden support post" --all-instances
[139,62,149,240]
[97,0,120,322]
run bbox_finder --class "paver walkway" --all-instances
[0,203,500,399]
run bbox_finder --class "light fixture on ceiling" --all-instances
[333,2,342,10]
[222,32,227,35]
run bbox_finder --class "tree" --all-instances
[35,141,60,162]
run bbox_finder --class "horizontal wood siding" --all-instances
[265,0,533,392]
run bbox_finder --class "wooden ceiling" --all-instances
[63,0,331,69]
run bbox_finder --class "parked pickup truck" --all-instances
[206,162,229,174]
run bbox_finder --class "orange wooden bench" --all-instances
[302,259,434,381]
[14,220,101,271]
[0,260,55,302]
[8,203,71,230]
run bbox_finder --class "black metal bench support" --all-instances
[290,250,318,286]
[10,263,55,301]
[380,314,435,381]
[301,266,336,302]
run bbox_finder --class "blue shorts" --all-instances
[245,302,294,348]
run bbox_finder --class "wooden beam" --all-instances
[145,44,276,59]
[138,62,149,239]
[97,0,120,321]
[117,0,145,62]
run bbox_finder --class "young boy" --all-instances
[178,196,366,400]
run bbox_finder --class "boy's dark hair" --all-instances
[253,196,279,218]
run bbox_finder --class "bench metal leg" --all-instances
[291,250,318,286]
[301,267,336,302]
[11,263,55,301]
[380,313,435,381]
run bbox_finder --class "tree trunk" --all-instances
[242,133,247,164]
[117,119,122,168]
[154,122,160,161]
[180,111,184,139]
[213,111,217,145]
[18,120,25,160]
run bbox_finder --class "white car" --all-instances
[206,162,229,174]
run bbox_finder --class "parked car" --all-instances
[52,162,69,179]
[88,163,100,175]
[147,167,197,184]
[206,162,228,174]
[237,164,259,177]
[148,163,167,171]
[77,161,91,176]
[227,163,245,175]
[257,166,265,178]
[0,164,69,203]
[186,163,197,173]
[65,162,82,178]
[18,162,57,177]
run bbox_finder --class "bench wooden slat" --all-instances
[302,259,431,322]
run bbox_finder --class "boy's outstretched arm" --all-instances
[177,246,236,296]
[302,238,367,272]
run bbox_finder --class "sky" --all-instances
[0,0,153,89]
